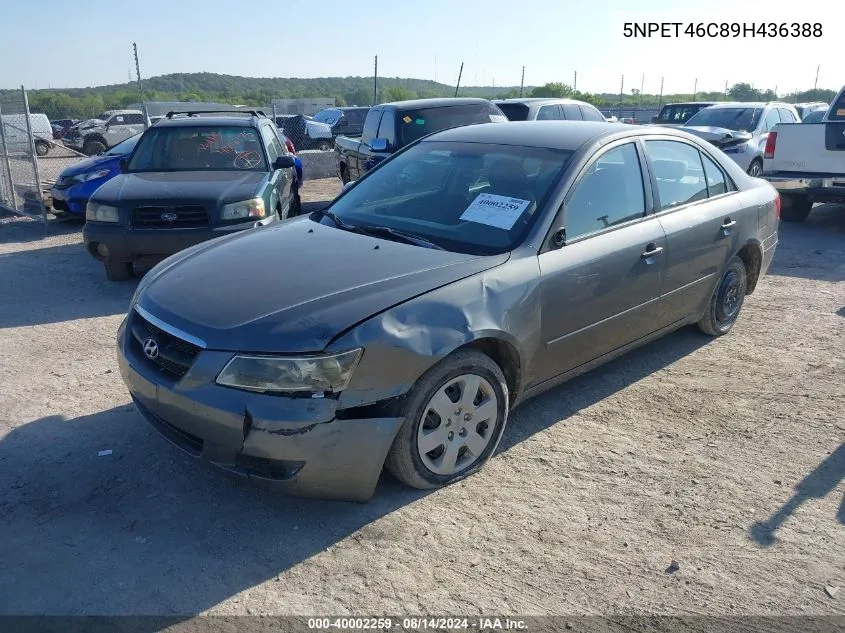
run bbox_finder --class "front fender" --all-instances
[329,253,542,409]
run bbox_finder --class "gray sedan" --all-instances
[118,121,780,502]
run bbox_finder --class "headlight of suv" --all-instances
[216,348,364,394]
[85,201,119,222]
[221,198,265,220]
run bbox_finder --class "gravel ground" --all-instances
[0,179,843,617]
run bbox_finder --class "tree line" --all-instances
[2,73,836,120]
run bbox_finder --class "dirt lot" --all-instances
[0,178,843,617]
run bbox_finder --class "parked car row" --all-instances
[114,116,780,501]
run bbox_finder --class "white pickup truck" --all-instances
[762,86,845,222]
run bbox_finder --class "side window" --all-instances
[580,105,604,122]
[361,110,382,144]
[561,104,582,120]
[777,108,796,123]
[111,115,125,125]
[700,152,729,196]
[762,109,780,132]
[261,125,283,162]
[126,114,145,125]
[565,142,645,239]
[376,109,397,147]
[644,140,709,210]
[536,105,561,120]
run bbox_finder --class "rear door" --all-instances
[536,105,562,120]
[561,104,583,121]
[353,108,382,178]
[642,137,741,326]
[533,141,666,383]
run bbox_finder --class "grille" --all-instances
[130,310,202,378]
[131,206,209,229]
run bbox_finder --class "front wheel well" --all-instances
[461,337,521,406]
[737,243,762,294]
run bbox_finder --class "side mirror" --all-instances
[368,137,390,153]
[118,158,128,172]
[273,155,296,170]
[343,181,354,191]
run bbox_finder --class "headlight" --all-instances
[86,202,119,222]
[216,348,363,394]
[221,198,265,220]
[78,169,111,182]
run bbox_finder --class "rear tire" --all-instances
[385,349,509,490]
[289,191,302,217]
[35,140,49,156]
[780,195,812,222]
[318,140,332,152]
[340,164,350,184]
[104,261,133,282]
[747,158,763,178]
[698,255,748,337]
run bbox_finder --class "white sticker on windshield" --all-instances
[459,193,531,230]
[489,114,508,123]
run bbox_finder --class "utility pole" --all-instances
[618,74,624,118]
[133,42,148,129]
[520,66,525,98]
[573,71,577,93]
[455,62,464,98]
[373,55,378,105]
[434,56,437,83]
[693,78,697,101]
[724,80,728,101]
[639,73,644,106]
[814,64,820,99]
[658,77,664,107]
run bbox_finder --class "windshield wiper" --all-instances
[353,224,446,250]
[313,208,360,233]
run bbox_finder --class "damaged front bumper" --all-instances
[116,318,404,502]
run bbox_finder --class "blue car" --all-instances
[51,133,141,216]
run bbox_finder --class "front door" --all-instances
[533,141,666,385]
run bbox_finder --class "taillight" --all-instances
[763,131,777,159]
[774,194,781,219]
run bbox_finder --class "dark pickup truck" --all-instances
[334,98,507,183]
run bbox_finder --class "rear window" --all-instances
[656,104,709,124]
[398,103,505,145]
[495,103,529,121]
[828,91,845,121]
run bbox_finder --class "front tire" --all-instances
[780,195,812,222]
[318,140,332,152]
[385,349,509,490]
[104,261,133,282]
[35,140,49,156]
[83,138,106,156]
[698,255,748,337]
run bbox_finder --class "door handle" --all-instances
[641,245,664,259]
[721,219,737,230]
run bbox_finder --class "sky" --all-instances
[1,0,839,96]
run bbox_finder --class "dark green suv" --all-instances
[82,110,299,281]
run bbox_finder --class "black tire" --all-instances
[318,140,332,152]
[385,349,509,490]
[747,159,763,178]
[698,255,748,337]
[104,261,133,282]
[83,138,106,156]
[340,164,350,184]
[290,191,302,217]
[780,195,812,222]
[35,140,49,157]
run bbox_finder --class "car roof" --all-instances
[379,97,494,110]
[661,101,717,107]
[155,114,262,128]
[492,97,592,106]
[703,101,793,108]
[425,120,641,150]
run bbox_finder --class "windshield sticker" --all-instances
[837,108,845,116]
[489,114,508,122]
[415,119,425,125]
[459,193,531,230]
[402,115,412,123]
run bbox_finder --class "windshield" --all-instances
[802,110,826,123]
[106,133,142,155]
[495,103,530,121]
[127,126,267,172]
[314,110,342,125]
[398,104,506,145]
[656,104,709,123]
[829,91,845,121]
[685,107,762,132]
[319,140,572,255]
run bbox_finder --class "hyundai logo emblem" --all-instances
[142,338,159,360]
[161,212,178,221]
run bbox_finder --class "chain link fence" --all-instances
[0,87,47,223]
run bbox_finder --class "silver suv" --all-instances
[682,102,800,177]
[492,97,607,122]
[64,109,149,156]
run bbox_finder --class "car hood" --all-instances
[683,126,754,148]
[306,120,333,139]
[59,153,119,177]
[136,217,510,353]
[93,171,265,206]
